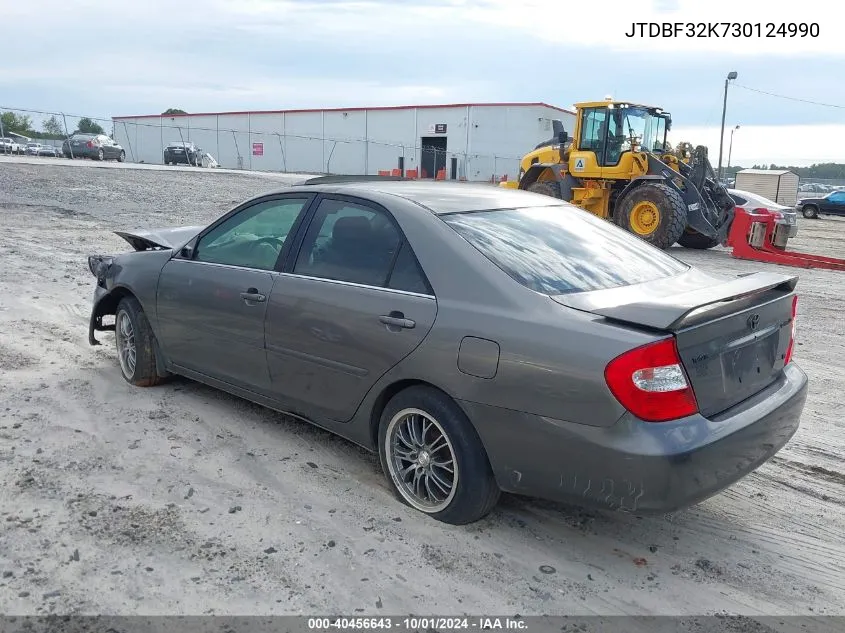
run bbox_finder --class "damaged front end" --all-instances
[87,254,117,346]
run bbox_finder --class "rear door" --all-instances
[264,195,437,422]
[156,194,313,392]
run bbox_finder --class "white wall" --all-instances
[466,105,576,181]
[246,113,284,172]
[113,103,576,180]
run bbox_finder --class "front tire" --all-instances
[378,386,499,525]
[114,297,165,387]
[802,205,818,219]
[117,151,125,162]
[615,182,687,249]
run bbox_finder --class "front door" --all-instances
[822,191,845,215]
[156,195,312,391]
[264,196,437,422]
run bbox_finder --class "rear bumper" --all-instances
[461,362,807,514]
[165,153,199,164]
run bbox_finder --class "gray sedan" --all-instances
[88,178,808,524]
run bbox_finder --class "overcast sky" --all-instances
[3,0,843,166]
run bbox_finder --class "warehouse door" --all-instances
[420,137,447,179]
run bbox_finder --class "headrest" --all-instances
[332,216,371,243]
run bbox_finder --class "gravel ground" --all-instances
[1,158,844,618]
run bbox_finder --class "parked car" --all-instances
[164,141,202,166]
[62,134,126,161]
[728,188,799,237]
[795,190,845,219]
[25,142,42,156]
[0,137,22,154]
[87,179,807,524]
[38,145,61,157]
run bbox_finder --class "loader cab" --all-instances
[570,101,672,179]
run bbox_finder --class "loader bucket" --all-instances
[727,208,845,271]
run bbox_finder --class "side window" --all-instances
[730,194,747,205]
[387,241,432,295]
[294,199,401,287]
[195,197,308,270]
[579,108,607,153]
[830,192,845,203]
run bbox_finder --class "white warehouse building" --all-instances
[112,102,575,181]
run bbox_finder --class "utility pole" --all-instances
[717,71,738,181]
[727,125,740,174]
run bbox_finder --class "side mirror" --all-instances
[558,131,569,145]
[179,243,194,259]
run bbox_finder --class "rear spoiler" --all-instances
[554,271,798,331]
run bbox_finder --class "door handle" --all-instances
[240,287,266,303]
[379,312,415,329]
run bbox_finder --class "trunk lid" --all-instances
[552,269,798,418]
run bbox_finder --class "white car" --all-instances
[25,142,42,156]
[728,188,798,238]
[0,137,16,154]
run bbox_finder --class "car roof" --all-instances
[280,179,564,215]
[728,188,789,209]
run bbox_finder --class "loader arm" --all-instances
[644,152,735,242]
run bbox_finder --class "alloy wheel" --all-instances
[385,408,458,513]
[116,312,137,378]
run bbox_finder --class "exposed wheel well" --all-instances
[94,286,137,320]
[368,379,455,450]
[93,287,169,378]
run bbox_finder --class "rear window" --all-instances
[442,205,689,295]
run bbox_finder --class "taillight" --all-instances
[87,141,94,148]
[784,295,798,365]
[604,338,699,423]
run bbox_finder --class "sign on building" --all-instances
[427,124,447,134]
[252,142,264,156]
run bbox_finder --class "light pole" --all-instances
[727,125,740,176]
[717,70,738,181]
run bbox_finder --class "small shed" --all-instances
[735,169,800,206]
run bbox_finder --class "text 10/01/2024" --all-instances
[308,617,527,630]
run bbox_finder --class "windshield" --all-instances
[612,106,666,154]
[653,115,668,152]
[443,205,689,295]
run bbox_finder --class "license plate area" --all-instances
[720,329,779,391]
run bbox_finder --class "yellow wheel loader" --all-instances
[502,100,735,250]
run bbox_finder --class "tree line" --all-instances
[672,141,844,181]
[0,111,105,139]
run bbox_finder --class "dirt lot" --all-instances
[1,158,844,618]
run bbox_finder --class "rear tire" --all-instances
[678,229,720,249]
[615,182,687,249]
[526,180,562,199]
[114,297,166,387]
[802,205,818,219]
[97,148,104,161]
[378,386,500,525]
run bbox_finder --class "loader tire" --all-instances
[615,183,687,249]
[678,229,720,250]
[526,180,562,199]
